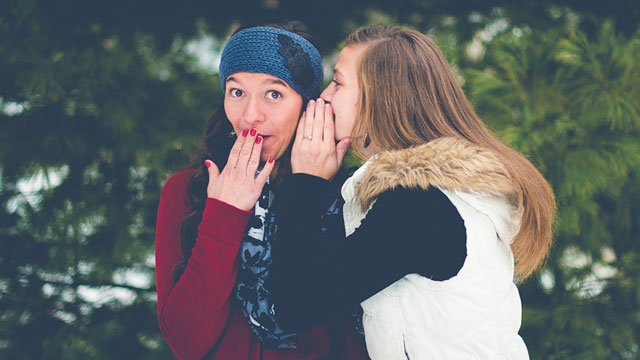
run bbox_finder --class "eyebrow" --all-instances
[264,78,289,88]
[226,76,289,87]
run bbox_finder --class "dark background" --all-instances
[1,0,639,358]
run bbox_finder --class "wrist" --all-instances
[208,194,253,212]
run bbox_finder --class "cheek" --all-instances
[338,110,360,140]
[276,114,299,142]
[264,108,300,157]
[278,101,303,138]
[224,101,242,130]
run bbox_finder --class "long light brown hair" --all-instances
[347,24,555,279]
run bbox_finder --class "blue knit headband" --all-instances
[219,26,323,101]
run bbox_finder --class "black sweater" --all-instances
[270,173,467,332]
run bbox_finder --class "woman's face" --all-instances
[320,45,367,141]
[224,72,303,162]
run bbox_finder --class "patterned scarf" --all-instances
[235,171,357,349]
[235,179,298,348]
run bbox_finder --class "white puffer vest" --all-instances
[342,138,530,360]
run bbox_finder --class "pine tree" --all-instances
[2,0,640,358]
[466,19,640,359]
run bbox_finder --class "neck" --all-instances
[360,144,379,159]
[268,161,281,180]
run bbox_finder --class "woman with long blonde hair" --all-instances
[269,24,555,359]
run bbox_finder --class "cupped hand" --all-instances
[205,129,275,211]
[291,99,351,180]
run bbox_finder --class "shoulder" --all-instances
[365,186,465,244]
[162,168,195,194]
[355,138,517,210]
[160,168,196,211]
[372,186,458,220]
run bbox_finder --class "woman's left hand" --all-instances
[291,99,351,180]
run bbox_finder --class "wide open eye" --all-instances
[229,88,243,97]
[266,90,282,100]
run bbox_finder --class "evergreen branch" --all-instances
[36,274,156,293]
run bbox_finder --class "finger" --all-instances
[247,135,263,176]
[303,100,315,140]
[335,138,351,169]
[238,128,257,171]
[256,156,275,186]
[323,102,335,145]
[312,98,325,144]
[227,129,248,169]
[295,111,305,144]
[205,159,221,186]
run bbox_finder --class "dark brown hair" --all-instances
[348,25,555,279]
[173,20,319,281]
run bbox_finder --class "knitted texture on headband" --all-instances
[219,26,323,101]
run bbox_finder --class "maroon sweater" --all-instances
[155,168,369,360]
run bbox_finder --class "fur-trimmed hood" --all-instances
[355,137,518,211]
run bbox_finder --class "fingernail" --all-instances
[205,160,211,168]
[242,129,248,137]
[268,156,274,163]
[256,136,262,144]
[250,128,257,136]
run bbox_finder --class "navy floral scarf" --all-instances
[235,170,359,349]
[235,179,299,348]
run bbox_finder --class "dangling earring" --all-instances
[228,130,236,138]
[364,132,371,148]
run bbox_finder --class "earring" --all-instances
[364,132,371,148]
[228,130,236,138]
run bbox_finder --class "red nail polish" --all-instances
[242,129,248,137]
[268,156,274,163]
[205,160,211,168]
[256,136,262,144]
[250,128,257,136]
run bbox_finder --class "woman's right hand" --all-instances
[205,129,275,211]
[291,99,351,180]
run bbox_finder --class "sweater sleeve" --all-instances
[155,171,252,360]
[270,175,467,332]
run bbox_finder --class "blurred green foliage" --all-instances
[1,0,638,358]
[464,19,640,359]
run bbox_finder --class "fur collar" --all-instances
[355,137,517,210]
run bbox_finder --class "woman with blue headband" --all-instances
[154,21,367,359]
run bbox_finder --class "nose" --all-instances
[320,82,335,103]
[243,96,266,125]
